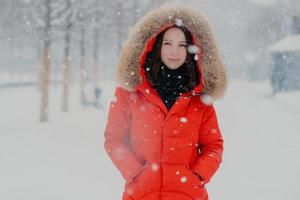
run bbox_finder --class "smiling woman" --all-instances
[104,4,227,200]
[161,27,188,70]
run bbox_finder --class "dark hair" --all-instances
[144,25,200,91]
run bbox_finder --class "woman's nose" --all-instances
[170,47,179,56]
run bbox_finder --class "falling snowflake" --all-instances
[180,117,188,123]
[194,54,199,61]
[145,89,150,94]
[130,71,135,75]
[180,176,187,183]
[187,45,199,54]
[170,147,175,151]
[151,163,159,171]
[208,153,215,158]
[211,128,217,134]
[176,171,180,175]
[175,18,183,27]
[200,94,213,105]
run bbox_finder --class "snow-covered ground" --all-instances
[0,79,299,200]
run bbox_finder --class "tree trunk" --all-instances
[80,26,86,105]
[61,26,71,111]
[40,47,50,121]
[61,54,69,111]
[39,0,51,122]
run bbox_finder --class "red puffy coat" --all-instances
[104,5,227,200]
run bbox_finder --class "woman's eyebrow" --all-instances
[163,39,187,43]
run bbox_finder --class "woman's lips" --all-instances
[168,58,180,61]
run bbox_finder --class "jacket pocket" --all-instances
[163,164,207,199]
[131,162,148,182]
[184,166,205,188]
[124,162,160,200]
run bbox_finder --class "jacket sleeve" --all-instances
[104,87,145,183]
[191,104,224,185]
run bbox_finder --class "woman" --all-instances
[104,5,227,200]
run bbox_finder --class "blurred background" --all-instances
[0,0,299,199]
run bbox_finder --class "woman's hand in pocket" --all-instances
[129,162,148,183]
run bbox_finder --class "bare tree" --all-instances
[61,0,74,112]
[33,0,71,121]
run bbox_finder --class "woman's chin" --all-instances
[165,63,183,70]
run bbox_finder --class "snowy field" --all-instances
[0,79,299,200]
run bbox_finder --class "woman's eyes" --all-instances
[163,42,187,47]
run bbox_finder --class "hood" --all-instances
[116,4,227,100]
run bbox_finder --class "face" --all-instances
[160,27,187,70]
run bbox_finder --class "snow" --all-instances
[0,79,300,200]
[268,34,300,52]
[180,116,188,123]
[187,45,199,54]
[180,176,187,183]
[194,54,199,61]
[151,163,159,171]
[175,18,183,27]
[200,94,213,105]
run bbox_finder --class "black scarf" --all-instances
[153,63,190,110]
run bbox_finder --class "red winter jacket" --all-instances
[104,5,227,200]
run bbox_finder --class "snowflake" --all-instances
[180,176,187,183]
[211,128,217,134]
[194,54,199,61]
[187,45,199,54]
[200,94,213,105]
[180,117,188,123]
[175,18,183,27]
[151,163,159,171]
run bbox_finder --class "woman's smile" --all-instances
[167,58,181,62]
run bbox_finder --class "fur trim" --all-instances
[116,4,227,99]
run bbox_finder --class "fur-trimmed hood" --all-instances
[116,4,227,100]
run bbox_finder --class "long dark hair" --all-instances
[144,25,200,91]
